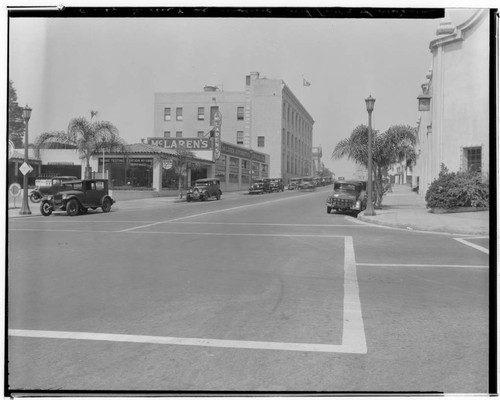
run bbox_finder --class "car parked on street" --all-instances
[29,176,78,203]
[186,178,222,202]
[326,179,367,216]
[298,177,316,190]
[249,178,271,194]
[287,177,301,190]
[269,178,285,192]
[40,179,114,216]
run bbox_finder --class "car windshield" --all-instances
[334,183,360,192]
[195,182,208,187]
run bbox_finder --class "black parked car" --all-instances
[269,178,285,192]
[40,179,114,216]
[249,178,271,194]
[186,178,222,202]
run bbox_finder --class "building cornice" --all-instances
[281,82,315,124]
[429,9,488,52]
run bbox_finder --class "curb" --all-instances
[357,215,489,236]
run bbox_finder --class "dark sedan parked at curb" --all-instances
[186,178,222,202]
[269,178,285,192]
[326,180,367,217]
[40,179,114,216]
[249,178,271,194]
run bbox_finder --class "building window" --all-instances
[197,131,204,138]
[176,131,182,138]
[164,108,171,121]
[237,107,244,120]
[464,147,482,172]
[237,131,244,145]
[257,136,265,147]
[198,107,205,120]
[164,131,171,138]
[210,106,219,125]
[176,107,183,121]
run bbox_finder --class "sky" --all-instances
[6,5,486,177]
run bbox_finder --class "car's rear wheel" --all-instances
[186,196,192,202]
[102,198,112,213]
[66,199,80,216]
[40,201,52,216]
[216,190,221,200]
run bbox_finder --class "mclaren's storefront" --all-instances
[143,137,270,192]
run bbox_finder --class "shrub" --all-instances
[425,164,489,209]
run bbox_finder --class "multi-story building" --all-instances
[414,9,490,196]
[153,72,315,184]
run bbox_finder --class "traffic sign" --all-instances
[19,162,33,176]
[9,183,22,197]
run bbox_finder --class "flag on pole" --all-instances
[303,78,311,87]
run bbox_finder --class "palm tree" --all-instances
[332,124,417,208]
[34,111,125,178]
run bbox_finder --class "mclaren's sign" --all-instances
[147,137,212,150]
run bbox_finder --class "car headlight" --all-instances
[62,194,68,199]
[47,195,53,201]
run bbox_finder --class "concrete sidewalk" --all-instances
[357,184,490,236]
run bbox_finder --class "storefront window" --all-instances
[229,157,239,183]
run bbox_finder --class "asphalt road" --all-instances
[6,187,490,393]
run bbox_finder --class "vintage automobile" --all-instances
[40,179,115,216]
[287,177,301,190]
[186,178,222,202]
[298,177,316,190]
[326,180,367,216]
[29,176,78,203]
[248,178,271,194]
[269,178,285,192]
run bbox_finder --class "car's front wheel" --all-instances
[66,199,80,216]
[102,198,112,213]
[327,206,332,214]
[40,201,52,216]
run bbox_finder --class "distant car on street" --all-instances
[298,177,316,191]
[287,177,301,190]
[326,179,367,216]
[249,178,271,194]
[269,178,285,192]
[40,179,114,216]
[29,176,78,203]
[186,178,222,202]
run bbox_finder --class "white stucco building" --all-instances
[414,9,490,196]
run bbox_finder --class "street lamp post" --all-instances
[365,95,376,216]
[19,105,32,215]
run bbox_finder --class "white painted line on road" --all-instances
[117,192,321,233]
[342,236,367,354]
[9,235,368,354]
[8,329,346,353]
[127,231,346,238]
[167,221,368,228]
[357,263,488,269]
[453,237,489,255]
